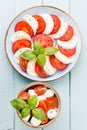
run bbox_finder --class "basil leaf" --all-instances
[20,50,36,60]
[45,47,58,55]
[28,95,38,110]
[10,98,27,110]
[33,41,42,50]
[37,54,46,67]
[21,107,30,118]
[32,108,46,120]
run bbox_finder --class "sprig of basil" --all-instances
[37,54,46,67]
[28,95,38,110]
[10,98,27,110]
[21,107,30,118]
[32,108,46,120]
[45,47,58,55]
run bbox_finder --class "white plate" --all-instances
[5,5,82,81]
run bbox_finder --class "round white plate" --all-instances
[5,5,82,81]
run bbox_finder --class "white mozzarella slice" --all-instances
[30,116,41,127]
[38,95,46,101]
[44,89,54,98]
[55,51,75,64]
[43,56,57,75]
[14,47,31,64]
[47,109,58,119]
[27,60,37,76]
[41,13,54,34]
[51,18,68,39]
[23,115,30,122]
[11,31,31,43]
[28,89,37,96]
[57,36,77,49]
[23,15,38,35]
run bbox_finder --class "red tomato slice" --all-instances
[33,15,46,34]
[34,85,47,95]
[18,91,30,100]
[15,21,34,37]
[20,57,28,72]
[49,55,68,70]
[35,62,48,78]
[12,39,31,53]
[58,45,76,57]
[50,14,61,34]
[39,100,48,112]
[33,34,54,48]
[58,25,74,41]
[46,96,58,109]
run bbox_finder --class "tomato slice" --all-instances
[18,91,30,100]
[15,21,34,37]
[58,45,76,57]
[35,62,48,78]
[58,25,74,41]
[20,57,28,72]
[50,14,61,34]
[49,55,68,70]
[33,15,46,34]
[33,34,54,48]
[34,85,47,95]
[39,100,48,112]
[46,96,58,109]
[41,116,49,124]
[12,39,31,53]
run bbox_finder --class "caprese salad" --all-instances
[10,83,61,127]
[10,13,78,78]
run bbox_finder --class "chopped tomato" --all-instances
[34,85,47,95]
[18,91,30,100]
[49,55,68,70]
[15,21,34,37]
[50,14,61,34]
[46,96,58,109]
[58,25,74,41]
[20,57,28,72]
[41,116,49,124]
[33,34,54,48]
[58,45,76,57]
[35,62,48,78]
[33,15,46,34]
[12,39,31,53]
[39,100,48,112]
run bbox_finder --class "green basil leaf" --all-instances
[32,108,46,120]
[45,47,58,55]
[33,41,42,50]
[21,107,30,118]
[10,98,27,110]
[37,54,46,67]
[20,50,36,60]
[28,95,38,110]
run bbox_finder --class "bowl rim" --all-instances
[16,81,61,128]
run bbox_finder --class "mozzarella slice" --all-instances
[55,51,75,64]
[51,18,68,39]
[30,116,41,127]
[44,89,54,98]
[11,31,31,43]
[27,60,37,76]
[38,95,46,101]
[47,109,58,119]
[23,115,30,122]
[41,13,54,34]
[14,47,31,64]
[57,36,77,49]
[23,15,38,35]
[43,56,57,75]
[28,89,37,96]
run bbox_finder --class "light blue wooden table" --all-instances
[0,0,86,130]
